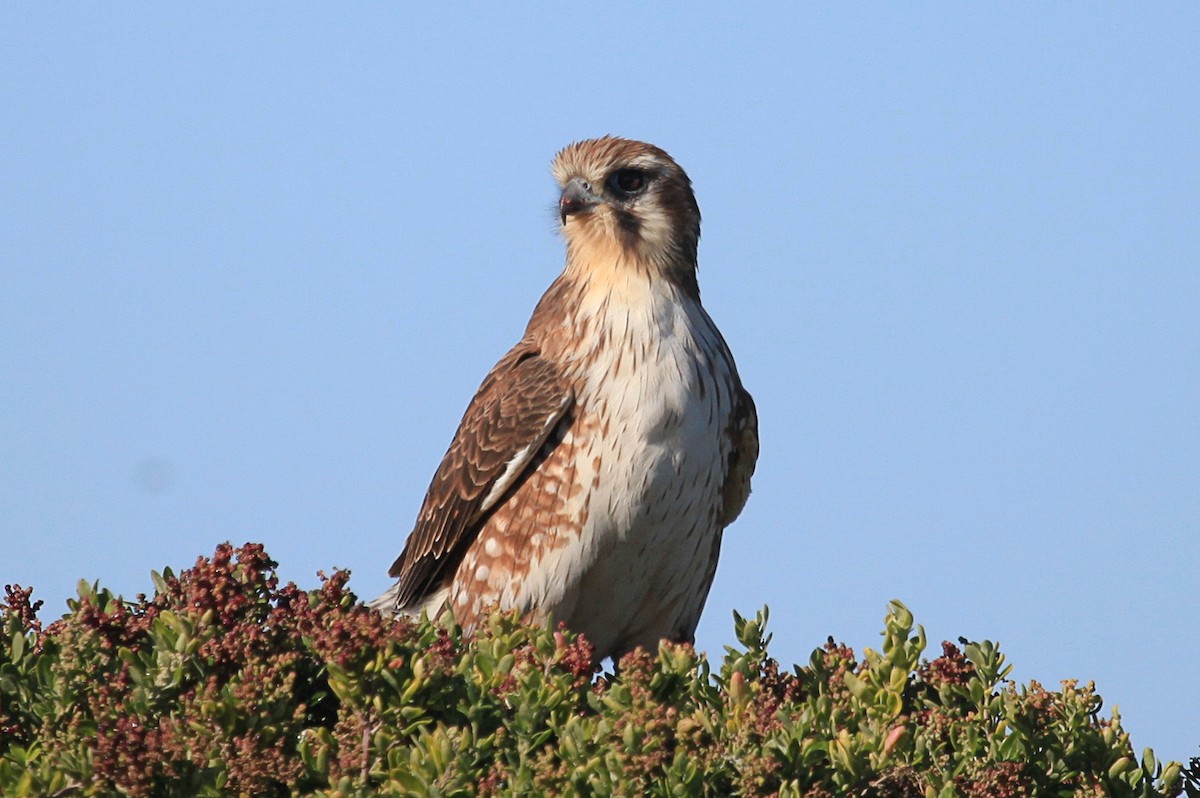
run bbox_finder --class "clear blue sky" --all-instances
[3,4,1197,765]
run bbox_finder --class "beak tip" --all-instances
[559,178,598,224]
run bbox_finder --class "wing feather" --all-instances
[385,342,574,610]
[719,385,759,527]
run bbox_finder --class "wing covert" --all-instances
[386,343,573,610]
[719,385,759,528]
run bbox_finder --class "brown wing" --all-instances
[386,342,574,609]
[719,385,759,527]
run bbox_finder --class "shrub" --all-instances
[0,543,1191,797]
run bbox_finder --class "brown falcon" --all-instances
[372,136,758,662]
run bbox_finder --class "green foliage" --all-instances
[0,544,1191,797]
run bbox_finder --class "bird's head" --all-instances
[552,136,701,294]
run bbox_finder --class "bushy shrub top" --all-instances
[1,544,1192,797]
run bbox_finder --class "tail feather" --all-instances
[367,582,450,620]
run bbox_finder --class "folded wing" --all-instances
[384,342,574,610]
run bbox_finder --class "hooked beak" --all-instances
[559,177,600,225]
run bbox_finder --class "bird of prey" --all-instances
[372,136,758,663]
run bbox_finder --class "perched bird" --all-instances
[372,136,758,662]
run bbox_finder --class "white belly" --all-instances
[529,295,737,657]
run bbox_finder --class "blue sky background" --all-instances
[3,4,1197,765]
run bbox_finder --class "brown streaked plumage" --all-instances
[372,136,758,663]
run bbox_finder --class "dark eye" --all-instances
[608,169,647,197]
